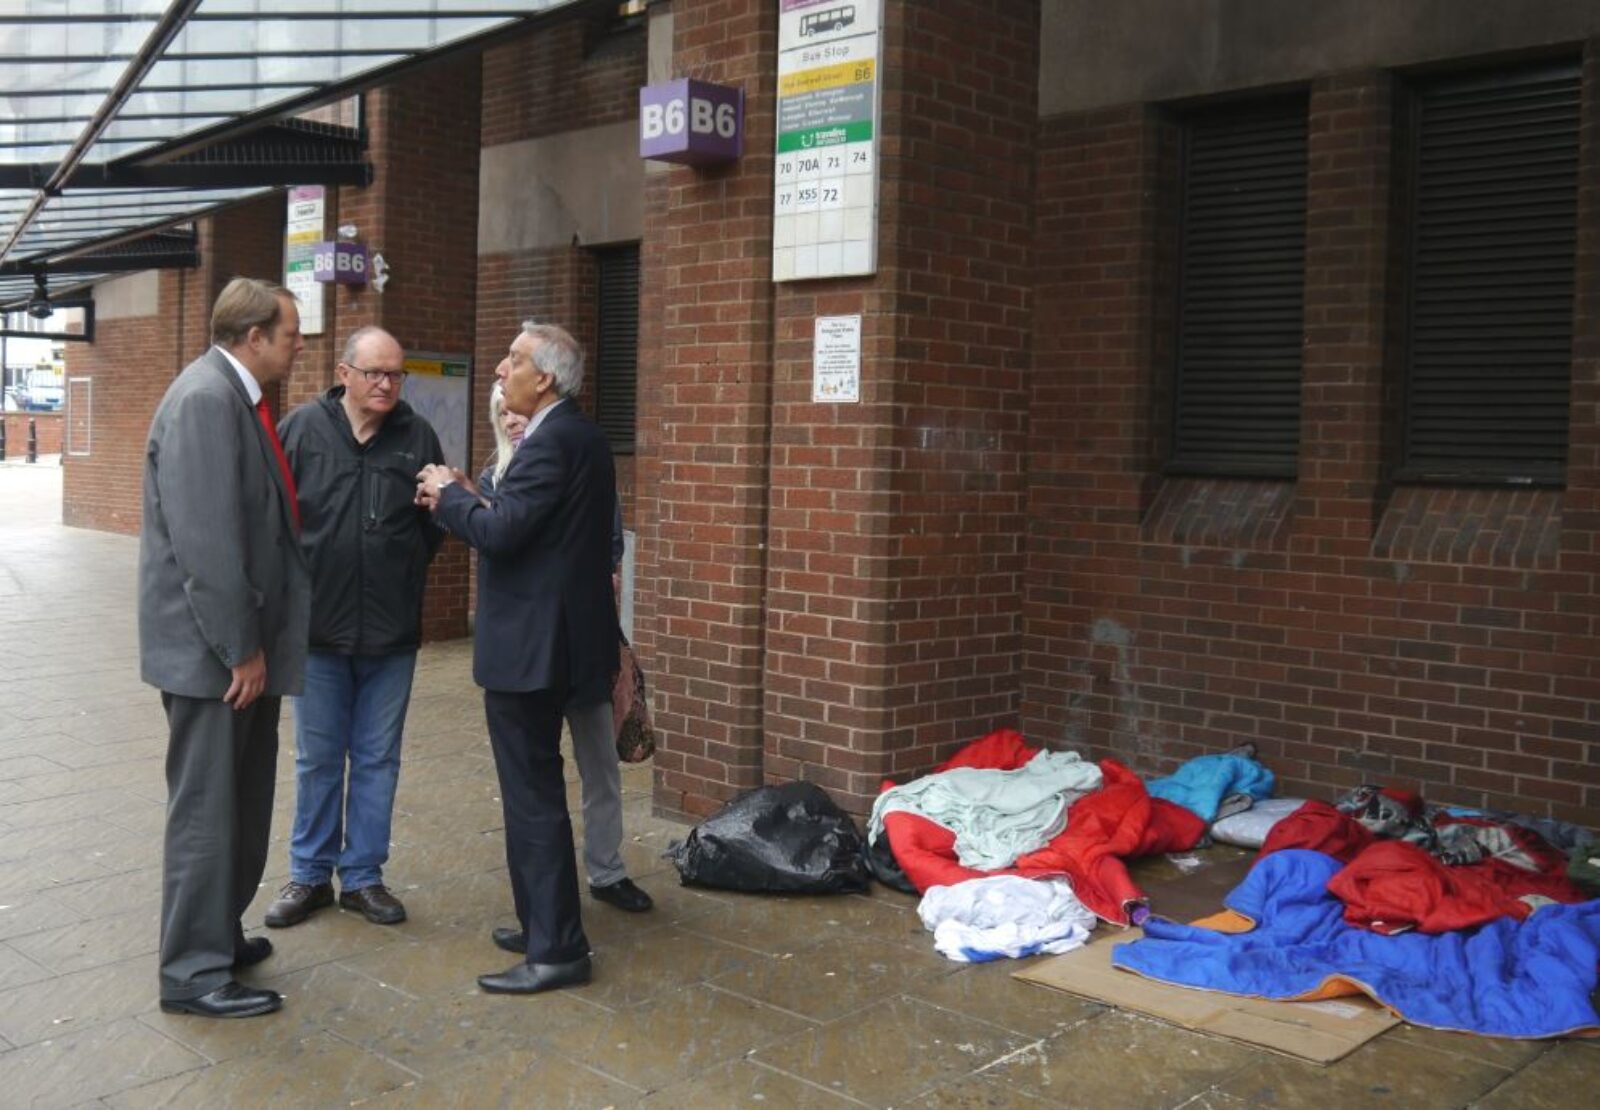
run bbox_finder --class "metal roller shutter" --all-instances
[595,243,639,453]
[1399,61,1580,485]
[1171,96,1308,478]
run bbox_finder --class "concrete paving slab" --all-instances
[4,457,1599,1109]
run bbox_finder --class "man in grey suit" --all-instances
[139,277,311,1018]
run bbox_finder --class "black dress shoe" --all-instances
[340,884,407,925]
[160,981,283,1019]
[491,926,526,955]
[590,878,653,913]
[233,936,273,968]
[477,956,592,995]
[264,881,334,928]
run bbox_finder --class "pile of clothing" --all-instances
[864,731,1280,963]
[1115,848,1600,1039]
[868,730,1223,926]
[1114,782,1600,1037]
[673,727,1600,1040]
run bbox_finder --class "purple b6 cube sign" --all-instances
[639,78,743,165]
[311,241,368,284]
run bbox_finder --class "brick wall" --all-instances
[62,58,481,643]
[320,57,482,643]
[634,0,1039,820]
[758,0,1038,816]
[473,19,647,616]
[632,170,669,668]
[64,197,283,535]
[640,0,779,820]
[0,412,62,458]
[1023,52,1600,828]
[482,19,644,146]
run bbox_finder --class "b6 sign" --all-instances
[311,241,368,285]
[639,79,743,166]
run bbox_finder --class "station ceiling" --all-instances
[0,0,594,311]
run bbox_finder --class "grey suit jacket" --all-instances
[138,347,311,699]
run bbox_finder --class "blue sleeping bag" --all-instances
[1112,849,1600,1038]
[1147,753,1275,822]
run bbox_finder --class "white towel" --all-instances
[918,875,1096,962]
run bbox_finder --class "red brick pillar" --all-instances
[62,195,283,535]
[644,0,780,819]
[283,58,484,642]
[645,0,1037,819]
[1018,105,1171,762]
[761,0,1038,814]
[1294,74,1393,550]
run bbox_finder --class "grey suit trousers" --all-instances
[566,698,627,887]
[159,692,278,1000]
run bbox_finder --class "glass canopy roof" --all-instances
[0,0,584,308]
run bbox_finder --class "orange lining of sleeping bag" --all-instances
[1187,908,1369,1000]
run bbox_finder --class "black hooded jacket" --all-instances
[279,387,446,655]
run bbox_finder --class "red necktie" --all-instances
[255,397,302,532]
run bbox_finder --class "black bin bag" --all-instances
[667,781,870,894]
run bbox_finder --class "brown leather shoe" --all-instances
[340,884,407,925]
[263,881,334,928]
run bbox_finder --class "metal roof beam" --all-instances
[0,0,202,269]
[0,161,370,191]
[0,83,317,98]
[26,190,269,269]
[134,0,611,166]
[0,9,556,24]
[0,247,198,278]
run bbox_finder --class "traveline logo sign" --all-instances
[639,79,744,165]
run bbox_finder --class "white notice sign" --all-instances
[812,314,861,402]
[284,185,326,336]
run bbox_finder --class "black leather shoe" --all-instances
[264,881,334,928]
[233,936,273,968]
[160,981,283,1019]
[491,926,526,955]
[590,878,653,913]
[477,956,592,995]
[340,884,407,925]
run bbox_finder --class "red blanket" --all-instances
[879,731,1206,924]
[1260,799,1586,933]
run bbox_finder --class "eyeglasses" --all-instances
[343,364,407,386]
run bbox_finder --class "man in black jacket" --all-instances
[416,322,617,994]
[265,326,445,929]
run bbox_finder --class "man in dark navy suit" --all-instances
[415,322,618,994]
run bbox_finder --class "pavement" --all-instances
[1,460,1596,1108]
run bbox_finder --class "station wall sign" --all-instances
[773,0,883,282]
[311,241,369,284]
[284,185,325,334]
[639,78,744,165]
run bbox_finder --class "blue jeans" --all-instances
[289,650,416,891]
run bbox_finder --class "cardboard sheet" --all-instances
[1013,929,1400,1064]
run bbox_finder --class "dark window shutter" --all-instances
[1400,62,1579,485]
[595,243,639,453]
[1171,97,1308,477]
